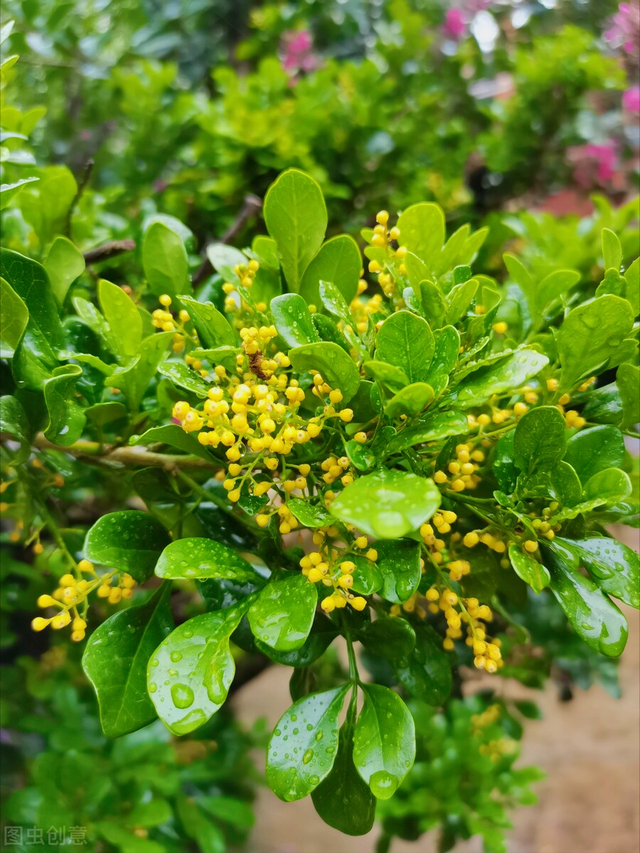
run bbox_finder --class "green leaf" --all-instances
[72,296,118,355]
[148,600,249,735]
[419,280,447,327]
[44,236,85,307]
[264,169,327,292]
[0,395,31,464]
[353,683,415,799]
[386,410,468,454]
[311,716,376,836]
[330,469,441,539]
[289,341,360,403]
[157,361,210,398]
[397,203,444,268]
[504,254,534,312]
[393,622,452,706]
[375,538,422,604]
[535,269,580,317]
[82,584,173,737]
[359,616,416,659]
[549,537,639,609]
[513,406,566,475]
[363,360,408,391]
[130,424,213,462]
[544,547,628,657]
[617,363,639,429]
[84,511,170,582]
[0,176,39,210]
[556,295,635,390]
[300,234,361,305]
[425,325,459,385]
[563,425,625,484]
[256,614,337,667]
[508,544,550,594]
[142,221,190,298]
[248,573,317,651]
[271,293,319,348]
[623,257,639,315]
[179,295,235,349]
[286,498,333,528]
[43,364,86,446]
[98,279,142,358]
[385,383,434,419]
[376,311,434,383]
[0,277,28,357]
[206,243,246,281]
[451,349,549,409]
[602,228,622,271]
[318,280,366,357]
[446,278,479,324]
[105,331,173,410]
[266,685,349,801]
[128,799,172,828]
[155,538,258,582]
[583,468,632,505]
[403,251,430,288]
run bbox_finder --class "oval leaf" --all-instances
[155,538,259,582]
[84,511,170,582]
[248,573,318,651]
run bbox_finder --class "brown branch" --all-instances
[192,193,263,286]
[83,239,136,265]
[28,433,213,471]
[65,158,94,238]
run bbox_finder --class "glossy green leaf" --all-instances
[513,406,566,475]
[623,257,639,316]
[504,253,534,311]
[425,325,460,384]
[157,361,210,397]
[311,715,376,836]
[544,547,628,657]
[82,584,173,737]
[446,278,478,324]
[286,498,333,529]
[375,538,422,604]
[300,234,361,305]
[0,176,39,209]
[72,296,118,355]
[363,360,408,391]
[385,382,433,419]
[271,293,319,348]
[508,544,550,594]
[452,349,549,409]
[148,600,249,735]
[105,331,172,410]
[556,295,635,390]
[359,616,416,659]
[393,622,452,706]
[318,280,366,357]
[85,511,170,582]
[98,279,142,358]
[601,228,622,271]
[43,364,86,446]
[18,165,76,245]
[564,425,625,483]
[419,280,447,327]
[0,394,31,464]
[403,251,430,288]
[617,363,639,429]
[248,573,317,651]
[353,683,415,799]
[387,410,468,454]
[44,236,85,307]
[130,424,213,462]
[583,468,632,505]
[256,614,337,667]
[493,430,518,494]
[264,169,327,292]
[345,440,376,472]
[155,538,258,582]
[397,203,444,268]
[376,311,434,383]
[267,685,349,801]
[0,277,28,357]
[142,221,190,298]
[549,537,639,608]
[535,269,580,317]
[179,295,235,349]
[350,556,383,596]
[206,243,246,281]
[289,341,360,403]
[330,469,441,539]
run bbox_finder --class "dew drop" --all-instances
[170,683,195,709]
[302,748,314,764]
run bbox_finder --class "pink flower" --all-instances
[443,8,467,39]
[280,30,319,77]
[569,142,618,187]
[604,2,639,56]
[623,84,640,111]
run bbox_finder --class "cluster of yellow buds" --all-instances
[479,738,516,760]
[463,529,507,555]
[425,586,502,673]
[433,443,483,493]
[300,537,375,612]
[31,560,136,641]
[389,592,427,618]
[152,295,191,353]
[492,321,508,335]
[531,501,562,540]
[222,259,260,313]
[367,210,403,298]
[320,454,353,487]
[471,702,501,730]
[563,409,586,429]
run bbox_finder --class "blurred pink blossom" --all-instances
[281,30,319,77]
[604,2,640,55]
[622,84,640,111]
[569,142,618,187]
[443,8,467,39]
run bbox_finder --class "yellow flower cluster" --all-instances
[152,294,191,353]
[433,442,484,493]
[299,536,373,612]
[367,210,402,298]
[425,586,502,672]
[31,560,136,641]
[222,259,261,314]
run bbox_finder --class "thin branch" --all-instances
[25,433,214,472]
[83,239,136,265]
[192,194,263,286]
[65,158,94,238]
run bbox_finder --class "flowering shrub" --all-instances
[2,165,638,849]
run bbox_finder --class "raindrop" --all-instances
[302,749,314,764]
[170,651,182,663]
[170,683,195,709]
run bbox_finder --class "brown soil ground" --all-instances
[232,530,640,853]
